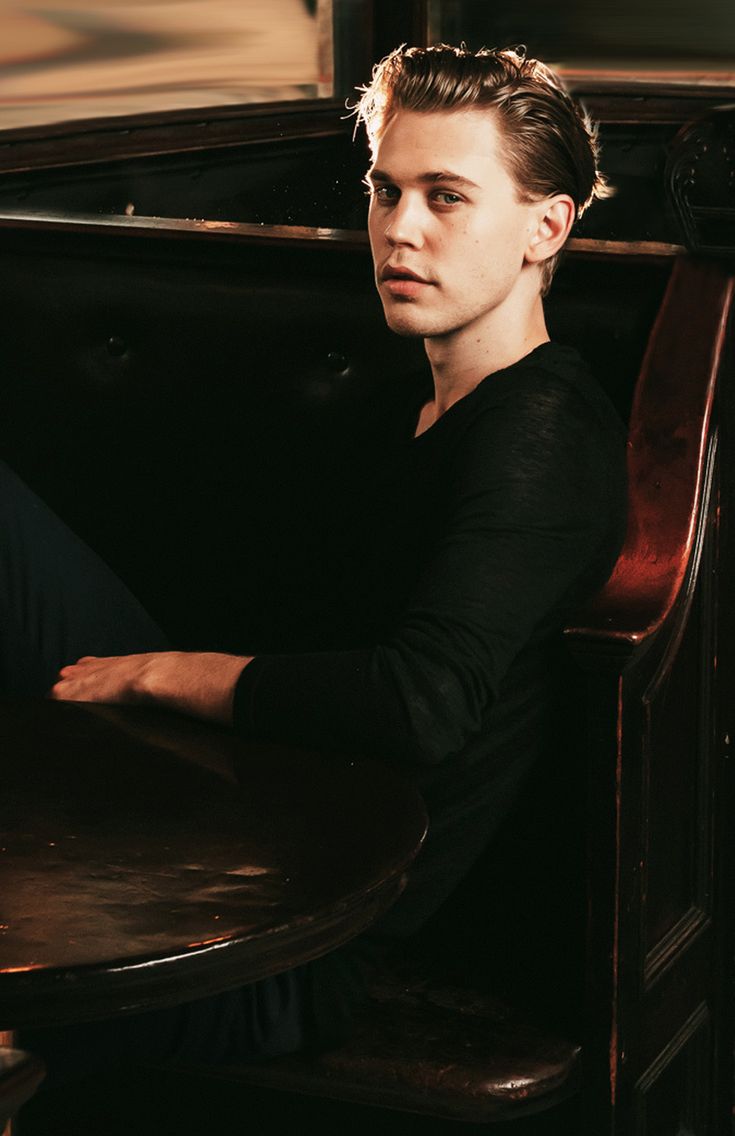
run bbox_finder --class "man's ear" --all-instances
[524,195,576,265]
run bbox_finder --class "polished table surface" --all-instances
[0,699,427,1031]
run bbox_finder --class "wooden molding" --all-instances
[0,99,350,176]
[0,213,688,261]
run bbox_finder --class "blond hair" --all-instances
[356,44,612,295]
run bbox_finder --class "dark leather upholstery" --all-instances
[0,225,667,653]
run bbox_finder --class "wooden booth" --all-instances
[0,4,733,1133]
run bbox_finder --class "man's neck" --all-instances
[419,297,549,432]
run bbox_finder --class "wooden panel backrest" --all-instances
[566,256,735,1135]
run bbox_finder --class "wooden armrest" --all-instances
[566,256,734,650]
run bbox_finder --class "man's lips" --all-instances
[381,265,433,297]
[381,265,430,283]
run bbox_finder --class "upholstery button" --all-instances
[107,336,127,357]
[326,351,348,374]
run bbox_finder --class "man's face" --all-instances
[367,108,541,341]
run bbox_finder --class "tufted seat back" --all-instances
[0,220,667,647]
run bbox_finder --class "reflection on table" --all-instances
[0,699,427,1030]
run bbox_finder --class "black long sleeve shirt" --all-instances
[233,341,627,939]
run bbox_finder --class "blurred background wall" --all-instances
[0,0,332,131]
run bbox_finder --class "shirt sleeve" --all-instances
[232,379,624,767]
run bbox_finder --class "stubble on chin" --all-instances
[381,299,429,339]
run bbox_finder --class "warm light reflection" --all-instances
[107,937,234,971]
[185,935,230,948]
[199,221,243,231]
[0,0,334,132]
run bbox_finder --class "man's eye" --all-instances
[370,185,399,203]
[434,191,462,206]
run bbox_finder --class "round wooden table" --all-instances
[0,699,427,1031]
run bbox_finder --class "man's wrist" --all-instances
[147,651,253,725]
[133,651,178,704]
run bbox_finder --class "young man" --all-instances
[9,45,626,1070]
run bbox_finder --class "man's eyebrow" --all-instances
[365,168,391,184]
[422,171,481,191]
[366,168,480,190]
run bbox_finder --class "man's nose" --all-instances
[384,196,425,248]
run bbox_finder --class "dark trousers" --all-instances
[0,460,363,1080]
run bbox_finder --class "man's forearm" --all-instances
[49,651,253,726]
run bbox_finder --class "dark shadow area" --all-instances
[22,1066,582,1135]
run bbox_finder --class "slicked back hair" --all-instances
[356,44,611,296]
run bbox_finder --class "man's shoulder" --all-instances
[470,341,615,420]
[479,342,605,407]
[460,342,627,486]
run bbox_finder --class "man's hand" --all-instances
[48,651,252,727]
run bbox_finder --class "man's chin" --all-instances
[383,308,432,338]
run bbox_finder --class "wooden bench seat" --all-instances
[209,970,580,1123]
